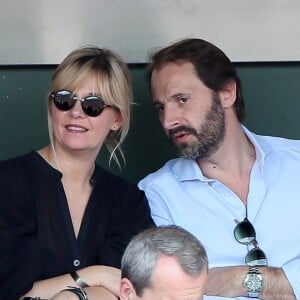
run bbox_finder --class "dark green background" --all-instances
[1,63,300,183]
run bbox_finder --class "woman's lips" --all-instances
[66,124,88,133]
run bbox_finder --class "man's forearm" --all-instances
[261,267,296,300]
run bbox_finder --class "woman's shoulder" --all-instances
[0,151,35,172]
[0,152,37,211]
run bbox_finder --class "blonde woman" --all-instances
[0,46,154,300]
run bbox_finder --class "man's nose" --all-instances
[161,105,180,130]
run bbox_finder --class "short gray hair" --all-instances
[121,225,208,296]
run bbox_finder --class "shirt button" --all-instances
[73,259,80,267]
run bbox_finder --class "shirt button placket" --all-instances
[73,259,80,267]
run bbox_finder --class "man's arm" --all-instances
[205,266,296,299]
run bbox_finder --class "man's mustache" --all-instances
[168,125,197,140]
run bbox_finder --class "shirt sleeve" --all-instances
[144,188,175,226]
[138,176,177,226]
[0,160,43,299]
[282,256,300,298]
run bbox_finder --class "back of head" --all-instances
[47,46,132,166]
[121,225,208,297]
[149,38,245,122]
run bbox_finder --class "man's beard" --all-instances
[168,93,225,160]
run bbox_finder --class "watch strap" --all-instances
[249,266,260,274]
[243,266,263,298]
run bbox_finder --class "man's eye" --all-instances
[154,104,164,112]
[177,96,188,103]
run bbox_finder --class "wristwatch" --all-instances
[243,266,263,298]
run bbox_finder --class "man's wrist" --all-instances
[243,266,263,298]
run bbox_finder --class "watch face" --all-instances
[244,273,263,292]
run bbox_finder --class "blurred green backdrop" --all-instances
[1,63,300,183]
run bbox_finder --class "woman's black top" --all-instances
[0,151,154,299]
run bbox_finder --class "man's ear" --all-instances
[119,278,137,300]
[219,80,237,109]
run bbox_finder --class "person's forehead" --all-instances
[152,61,196,80]
[148,255,206,299]
[150,62,207,102]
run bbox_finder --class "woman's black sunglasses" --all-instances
[50,90,114,117]
[234,218,268,266]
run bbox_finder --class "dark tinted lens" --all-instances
[234,218,256,244]
[82,96,105,117]
[53,91,75,111]
[245,247,268,266]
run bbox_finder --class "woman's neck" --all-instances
[38,144,96,184]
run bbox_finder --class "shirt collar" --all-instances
[172,158,204,181]
[242,125,266,164]
[172,126,268,182]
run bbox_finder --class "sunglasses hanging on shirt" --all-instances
[234,217,268,266]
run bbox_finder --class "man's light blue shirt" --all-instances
[139,127,300,299]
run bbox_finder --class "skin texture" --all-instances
[166,91,225,160]
[51,78,122,156]
[119,255,207,300]
[151,62,219,145]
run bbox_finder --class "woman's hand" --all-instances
[51,286,119,300]
[20,265,121,299]
[51,289,79,300]
[79,265,121,296]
